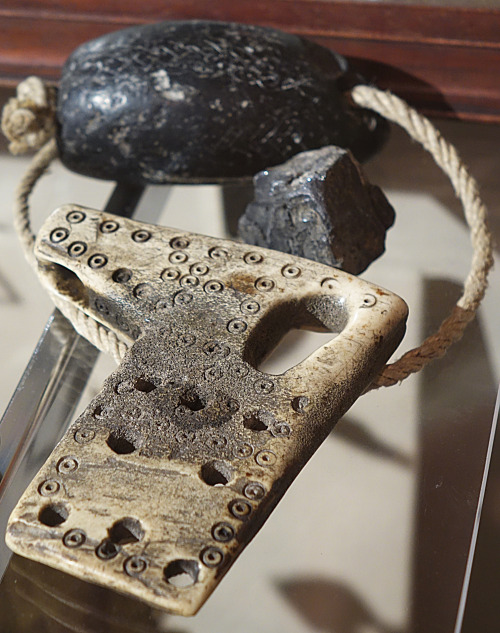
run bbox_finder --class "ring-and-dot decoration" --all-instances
[66,210,85,224]
[243,252,263,264]
[50,227,69,243]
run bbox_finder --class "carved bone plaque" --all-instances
[7,205,407,615]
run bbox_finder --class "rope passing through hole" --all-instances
[2,77,494,387]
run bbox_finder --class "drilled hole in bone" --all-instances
[134,377,156,393]
[200,461,233,486]
[38,503,69,527]
[258,329,337,375]
[244,297,347,374]
[179,390,205,412]
[106,431,140,455]
[164,560,199,587]
[163,559,200,588]
[243,412,269,432]
[46,264,88,305]
[109,517,144,545]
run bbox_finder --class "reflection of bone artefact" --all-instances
[7,205,407,615]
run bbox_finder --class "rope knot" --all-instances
[2,76,57,155]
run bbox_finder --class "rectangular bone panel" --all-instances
[6,205,408,615]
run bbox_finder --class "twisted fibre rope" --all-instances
[351,85,493,389]
[6,78,129,363]
[15,141,128,362]
[4,77,494,387]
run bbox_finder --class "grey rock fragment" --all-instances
[238,146,395,275]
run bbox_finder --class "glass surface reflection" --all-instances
[0,555,176,633]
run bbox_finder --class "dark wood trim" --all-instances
[1,1,500,121]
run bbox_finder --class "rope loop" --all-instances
[351,85,493,389]
[4,77,494,390]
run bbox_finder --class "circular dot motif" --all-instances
[203,341,230,357]
[282,264,301,278]
[255,278,275,292]
[170,237,190,249]
[134,283,156,300]
[291,396,310,413]
[177,333,196,346]
[50,228,69,243]
[180,275,199,288]
[100,220,119,233]
[362,294,377,307]
[63,529,86,549]
[176,430,196,443]
[205,435,228,450]
[57,456,79,474]
[68,241,87,257]
[254,378,274,394]
[229,499,252,520]
[124,556,148,576]
[232,365,250,378]
[321,277,340,290]
[234,442,253,459]
[255,450,277,467]
[209,247,229,260]
[212,522,235,542]
[200,547,224,568]
[169,251,188,264]
[74,428,96,444]
[227,319,247,334]
[190,263,209,276]
[240,299,260,315]
[244,252,263,264]
[88,254,108,269]
[271,422,291,438]
[132,229,151,243]
[174,290,193,306]
[204,280,224,293]
[243,482,266,501]
[161,268,180,281]
[38,479,60,497]
[66,210,85,224]
[204,366,222,381]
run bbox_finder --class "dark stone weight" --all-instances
[56,21,388,185]
[238,146,395,274]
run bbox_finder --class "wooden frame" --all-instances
[1,1,500,121]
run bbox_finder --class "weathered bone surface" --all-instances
[7,206,407,615]
[57,20,388,184]
[238,146,395,275]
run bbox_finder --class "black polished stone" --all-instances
[57,21,388,185]
[238,146,395,274]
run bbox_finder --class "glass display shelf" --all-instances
[0,118,499,633]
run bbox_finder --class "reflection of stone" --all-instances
[239,146,395,274]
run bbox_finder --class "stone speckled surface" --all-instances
[56,21,388,184]
[6,204,407,615]
[238,146,395,275]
